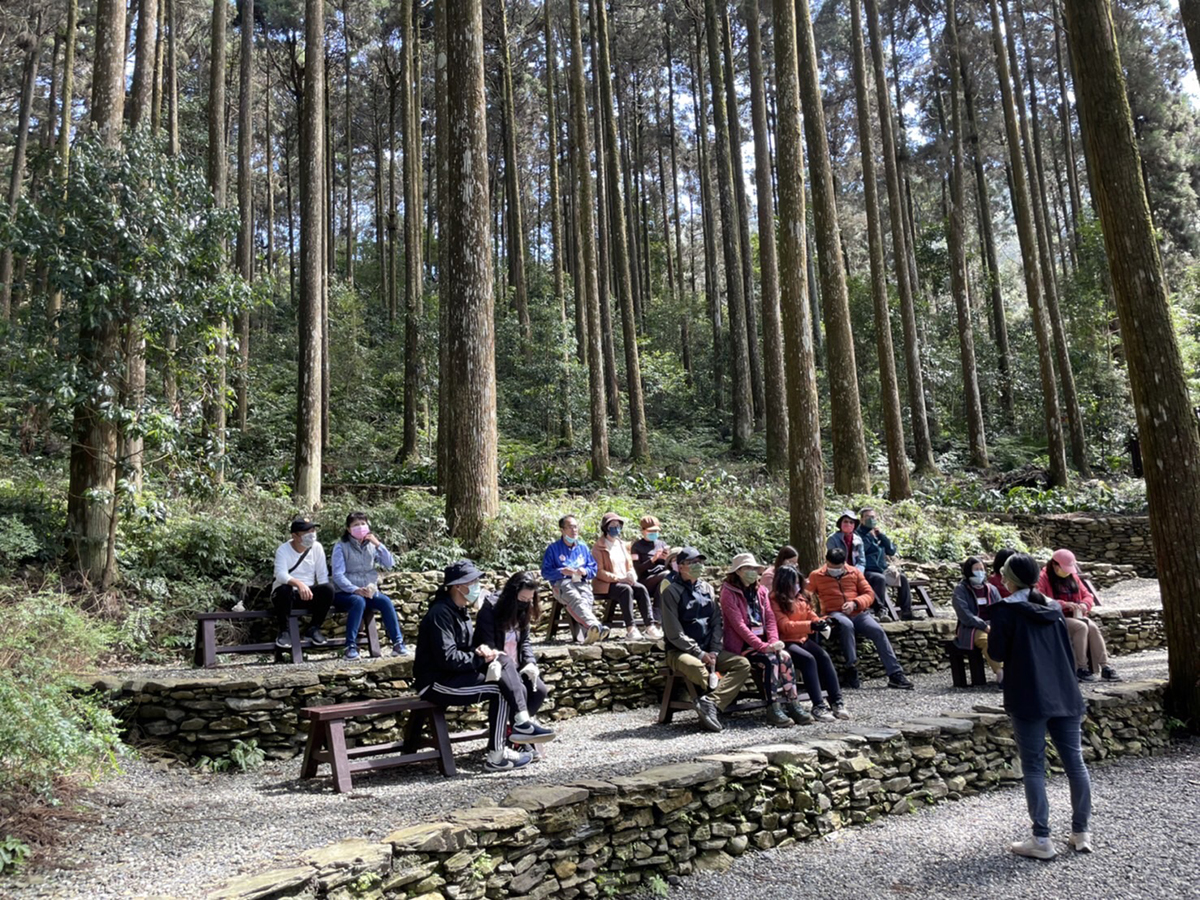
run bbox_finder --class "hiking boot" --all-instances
[1076,668,1097,683]
[786,700,815,724]
[484,748,533,772]
[511,720,556,744]
[1009,836,1056,860]
[766,701,794,728]
[274,630,292,649]
[307,627,329,647]
[833,701,852,720]
[1101,666,1122,682]
[888,672,915,690]
[694,696,723,733]
[1069,831,1093,853]
[843,667,861,689]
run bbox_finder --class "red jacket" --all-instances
[987,572,1011,598]
[1036,567,1095,614]
[719,580,777,655]
[770,594,821,643]
[807,565,875,617]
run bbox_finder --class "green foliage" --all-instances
[915,475,1148,516]
[0,835,31,875]
[197,739,265,774]
[644,873,670,898]
[0,588,122,799]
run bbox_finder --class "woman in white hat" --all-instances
[719,552,810,727]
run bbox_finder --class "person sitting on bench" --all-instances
[760,545,799,595]
[952,556,1004,681]
[272,517,333,650]
[593,512,659,640]
[474,571,551,760]
[1036,549,1121,683]
[415,560,556,772]
[808,547,914,690]
[541,514,608,644]
[631,515,669,631]
[661,547,751,733]
[330,511,407,661]
[857,507,915,620]
[769,564,849,721]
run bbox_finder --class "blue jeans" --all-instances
[829,611,902,676]
[333,590,404,647]
[1011,714,1092,837]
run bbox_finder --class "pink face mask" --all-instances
[350,524,370,540]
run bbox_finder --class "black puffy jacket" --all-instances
[413,592,485,693]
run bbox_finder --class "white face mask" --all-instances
[827,567,845,578]
[300,532,316,548]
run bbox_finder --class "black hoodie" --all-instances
[988,591,1085,720]
[414,590,486,693]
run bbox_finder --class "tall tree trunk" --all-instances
[69,0,126,587]
[1053,1,1083,258]
[235,0,254,432]
[774,0,826,574]
[400,0,421,462]
[206,0,229,482]
[722,9,764,426]
[443,0,498,537]
[545,12,571,448]
[704,0,753,451]
[666,25,687,322]
[343,0,354,286]
[129,0,158,128]
[987,0,1069,486]
[295,0,325,509]
[1181,0,1200,82]
[151,0,164,134]
[48,0,78,333]
[962,55,1014,417]
[595,0,648,460]
[568,0,609,478]
[435,0,449,490]
[386,65,398,324]
[167,0,179,155]
[1065,0,1200,726]
[865,0,937,476]
[945,0,988,469]
[0,19,41,320]
[795,0,870,492]
[265,60,275,274]
[590,10,620,428]
[693,35,723,414]
[850,0,911,498]
[497,0,530,343]
[743,0,788,475]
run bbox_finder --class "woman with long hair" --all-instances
[769,565,850,721]
[990,552,1093,859]
[1036,549,1120,683]
[760,544,799,595]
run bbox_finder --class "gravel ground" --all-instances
[4,647,1170,899]
[665,735,1200,900]
[1091,577,1162,610]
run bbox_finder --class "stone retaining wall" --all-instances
[204,681,1170,900]
[87,609,1164,766]
[981,512,1155,577]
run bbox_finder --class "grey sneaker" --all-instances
[392,641,408,657]
[694,696,722,733]
[274,630,292,649]
[833,701,852,720]
[307,627,329,647]
[484,748,533,772]
[344,645,360,661]
[810,705,836,723]
[1069,831,1093,853]
[1010,836,1056,860]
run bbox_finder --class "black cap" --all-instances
[290,517,319,533]
[676,546,706,565]
[443,559,484,586]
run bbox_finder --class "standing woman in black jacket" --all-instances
[989,553,1093,860]
[474,572,551,726]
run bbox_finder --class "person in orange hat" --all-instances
[1035,549,1121,682]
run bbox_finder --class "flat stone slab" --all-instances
[565,778,618,796]
[694,752,769,777]
[610,761,724,792]
[740,743,820,767]
[501,785,589,812]
[302,837,391,872]
[893,720,943,738]
[831,725,903,743]
[796,738,853,760]
[207,866,314,900]
[385,822,474,853]
[449,806,532,830]
[901,716,977,735]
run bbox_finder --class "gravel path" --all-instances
[664,736,1200,900]
[4,648,1169,899]
[1093,577,1162,610]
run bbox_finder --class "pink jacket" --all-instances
[1035,567,1096,614]
[719,580,777,655]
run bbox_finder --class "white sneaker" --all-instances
[1010,836,1056,860]
[584,625,602,644]
[626,626,643,640]
[484,747,532,772]
[644,624,663,639]
[1069,832,1093,853]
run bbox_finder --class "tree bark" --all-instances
[693,34,723,414]
[589,10,620,428]
[704,0,753,451]
[129,0,158,129]
[400,0,422,462]
[0,20,41,320]
[774,0,826,574]
[1064,0,1200,726]
[795,0,870,492]
[1053,1,1083,259]
[435,0,449,490]
[1182,0,1200,81]
[47,0,78,332]
[865,0,937,476]
[151,0,165,134]
[569,0,609,478]
[167,0,179,156]
[945,0,988,469]
[497,0,531,343]
[206,0,229,482]
[744,0,789,475]
[295,0,325,509]
[235,0,254,433]
[545,13,571,448]
[987,0,1069,486]
[343,0,354,286]
[849,0,911,498]
[595,0,648,460]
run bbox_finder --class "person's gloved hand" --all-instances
[519,662,540,682]
[770,640,785,652]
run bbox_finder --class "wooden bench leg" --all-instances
[197,619,218,668]
[430,707,457,777]
[365,614,381,658]
[300,721,327,780]
[546,596,562,638]
[602,596,616,627]
[326,720,353,793]
[658,669,678,724]
[915,585,937,618]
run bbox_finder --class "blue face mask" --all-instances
[466,582,481,603]
[646,532,660,542]
[970,571,987,585]
[563,534,577,546]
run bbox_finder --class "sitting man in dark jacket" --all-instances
[856,506,915,620]
[414,560,555,772]
[660,547,751,733]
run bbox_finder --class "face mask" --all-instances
[350,524,370,540]
[739,568,760,585]
[300,532,316,548]
[687,563,704,578]
[827,567,845,577]
[970,571,987,585]
[563,534,577,546]
[607,526,622,538]
[646,532,659,542]
[863,518,877,530]
[466,582,482,605]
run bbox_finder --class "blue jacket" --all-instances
[856,526,896,574]
[826,531,866,572]
[541,538,598,585]
[988,589,1085,720]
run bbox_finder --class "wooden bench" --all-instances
[944,640,989,688]
[300,697,488,793]
[657,665,771,725]
[193,608,381,668]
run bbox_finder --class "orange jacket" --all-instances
[770,593,822,643]
[591,537,634,597]
[807,564,875,617]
